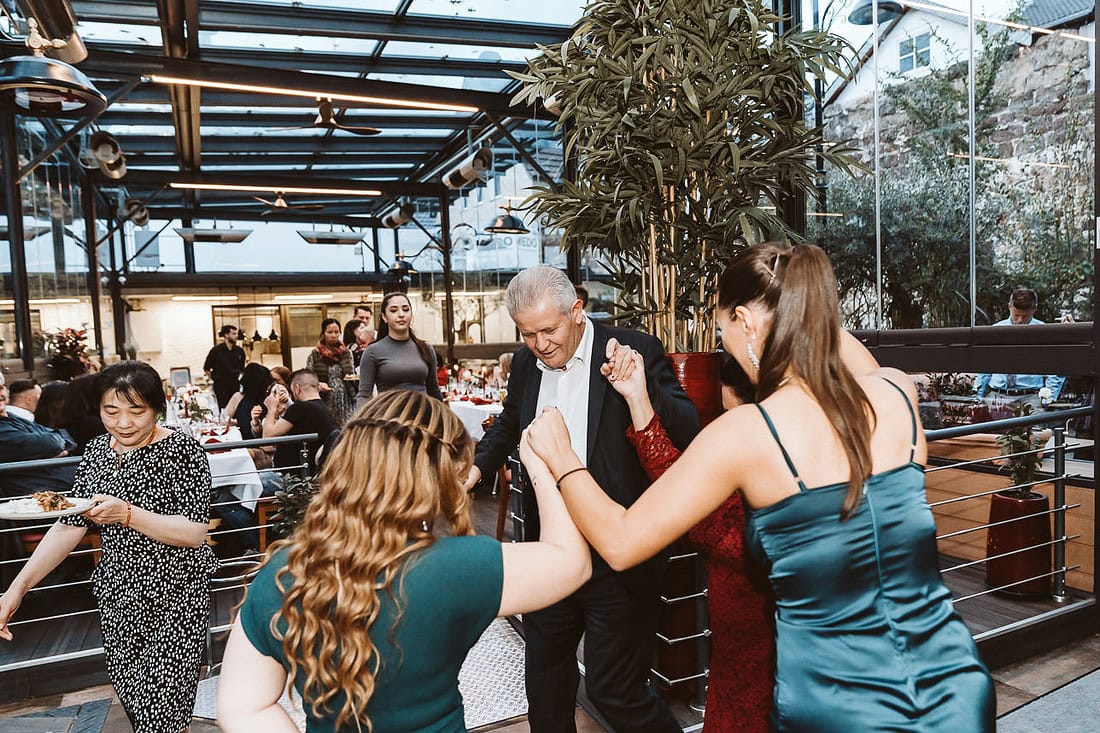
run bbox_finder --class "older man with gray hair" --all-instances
[469,264,699,732]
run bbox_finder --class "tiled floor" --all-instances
[3,634,1097,731]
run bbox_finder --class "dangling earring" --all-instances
[420,520,432,533]
[747,337,760,373]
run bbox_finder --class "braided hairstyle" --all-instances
[263,390,474,729]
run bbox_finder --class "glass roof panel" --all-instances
[408,0,584,26]
[382,40,533,62]
[75,21,162,47]
[204,0,403,10]
[198,30,378,55]
[368,72,511,93]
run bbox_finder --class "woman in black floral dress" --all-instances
[0,361,218,733]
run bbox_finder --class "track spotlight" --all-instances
[442,147,493,189]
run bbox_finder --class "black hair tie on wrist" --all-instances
[556,466,589,491]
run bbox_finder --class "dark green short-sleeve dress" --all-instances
[240,534,504,732]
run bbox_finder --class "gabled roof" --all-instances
[1023,0,1095,30]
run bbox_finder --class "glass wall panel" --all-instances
[811,1,1094,332]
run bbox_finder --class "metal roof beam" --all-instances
[146,207,383,227]
[121,135,449,153]
[79,49,531,118]
[71,0,572,48]
[84,42,526,78]
[98,109,467,129]
[125,152,425,166]
[119,169,443,197]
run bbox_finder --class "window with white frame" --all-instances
[899,33,931,73]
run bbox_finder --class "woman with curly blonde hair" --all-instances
[217,390,590,732]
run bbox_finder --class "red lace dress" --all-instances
[628,415,775,733]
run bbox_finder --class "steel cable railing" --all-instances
[0,432,318,674]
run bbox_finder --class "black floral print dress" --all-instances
[61,429,219,732]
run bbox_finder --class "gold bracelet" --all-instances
[122,502,132,529]
[555,467,588,491]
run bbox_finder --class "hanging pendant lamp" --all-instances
[0,20,105,118]
[484,203,529,234]
[847,0,905,25]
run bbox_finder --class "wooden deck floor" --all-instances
[0,490,1091,703]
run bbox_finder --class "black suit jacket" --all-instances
[474,320,700,592]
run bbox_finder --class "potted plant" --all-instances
[44,327,91,380]
[511,0,863,387]
[987,404,1051,595]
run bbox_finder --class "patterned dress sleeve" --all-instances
[625,413,682,481]
[173,434,214,524]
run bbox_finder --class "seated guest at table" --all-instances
[34,381,68,429]
[217,390,591,732]
[0,371,77,497]
[1,361,218,733]
[353,303,377,346]
[270,365,292,390]
[307,318,357,426]
[58,374,107,455]
[974,288,1065,410]
[357,292,443,408]
[487,352,513,391]
[226,363,273,441]
[258,369,335,494]
[5,380,40,423]
[343,318,371,369]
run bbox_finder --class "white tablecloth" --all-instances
[201,427,263,511]
[448,401,504,442]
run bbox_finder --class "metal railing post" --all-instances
[691,553,710,713]
[1052,425,1069,602]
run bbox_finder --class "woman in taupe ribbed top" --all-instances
[356,292,443,408]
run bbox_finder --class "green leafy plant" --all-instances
[511,0,863,351]
[272,473,319,538]
[995,403,1043,497]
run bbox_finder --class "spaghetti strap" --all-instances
[882,378,918,462]
[754,403,809,493]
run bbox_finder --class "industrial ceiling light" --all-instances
[168,182,383,197]
[443,148,493,189]
[147,75,479,114]
[174,227,253,243]
[387,255,418,276]
[296,229,366,245]
[382,203,415,228]
[484,203,529,234]
[848,0,905,25]
[89,130,121,163]
[0,19,106,118]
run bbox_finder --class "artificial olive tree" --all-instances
[512,0,861,350]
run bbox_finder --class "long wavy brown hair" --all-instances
[718,242,875,518]
[265,389,474,729]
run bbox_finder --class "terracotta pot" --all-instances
[986,491,1052,596]
[665,351,724,428]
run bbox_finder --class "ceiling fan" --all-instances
[269,99,381,136]
[252,192,325,215]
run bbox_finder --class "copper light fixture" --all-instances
[484,203,529,234]
[0,20,105,118]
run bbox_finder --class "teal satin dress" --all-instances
[745,383,995,732]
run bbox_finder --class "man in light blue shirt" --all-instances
[974,288,1065,407]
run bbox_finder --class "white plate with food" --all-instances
[0,492,95,521]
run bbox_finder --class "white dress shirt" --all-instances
[5,405,35,423]
[535,315,595,465]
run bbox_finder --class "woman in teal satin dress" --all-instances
[524,242,995,732]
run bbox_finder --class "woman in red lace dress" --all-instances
[603,341,775,732]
